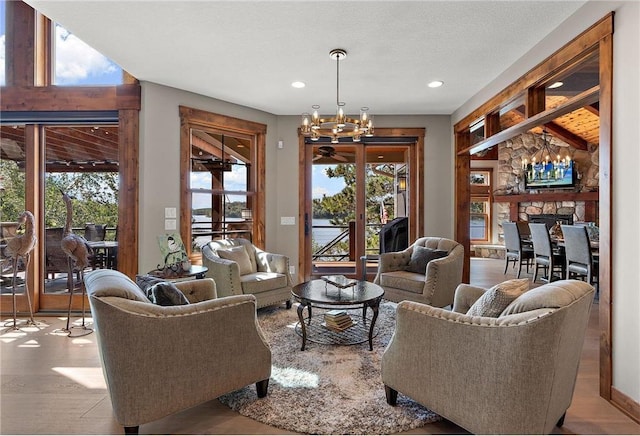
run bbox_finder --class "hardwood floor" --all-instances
[1,258,638,435]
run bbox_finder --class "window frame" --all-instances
[179,106,266,261]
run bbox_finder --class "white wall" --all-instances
[453,0,640,405]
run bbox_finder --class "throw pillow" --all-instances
[466,278,530,317]
[405,246,449,274]
[136,274,164,293]
[217,246,254,275]
[146,281,190,306]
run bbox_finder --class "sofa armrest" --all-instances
[255,250,289,274]
[201,253,243,297]
[175,278,217,303]
[422,245,464,307]
[451,283,486,313]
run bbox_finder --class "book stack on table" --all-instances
[323,309,355,332]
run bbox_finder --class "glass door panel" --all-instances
[0,125,28,300]
[362,145,410,279]
[310,144,356,276]
[43,125,119,300]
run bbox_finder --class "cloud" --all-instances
[313,186,330,199]
[0,34,5,86]
[54,25,119,85]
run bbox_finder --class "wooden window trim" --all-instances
[179,106,267,256]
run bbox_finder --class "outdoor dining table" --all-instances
[87,240,118,269]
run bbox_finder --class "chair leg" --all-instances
[256,379,269,398]
[124,426,139,435]
[556,412,567,427]
[516,260,523,278]
[384,385,398,406]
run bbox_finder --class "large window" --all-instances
[180,106,266,259]
[190,129,254,251]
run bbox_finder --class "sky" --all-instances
[0,6,122,86]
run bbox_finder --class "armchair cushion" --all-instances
[146,282,190,306]
[406,246,448,274]
[217,246,254,275]
[241,272,289,294]
[466,278,529,317]
[378,271,426,294]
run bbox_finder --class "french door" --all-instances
[300,129,424,281]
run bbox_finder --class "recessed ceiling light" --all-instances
[548,81,564,89]
[428,80,444,88]
[291,81,306,88]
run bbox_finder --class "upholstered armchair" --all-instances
[201,238,293,309]
[373,237,463,307]
[84,269,271,435]
[381,279,595,434]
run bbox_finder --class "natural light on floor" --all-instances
[271,365,318,389]
[52,367,107,389]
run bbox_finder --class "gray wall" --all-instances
[453,0,640,405]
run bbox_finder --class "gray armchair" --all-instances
[381,279,595,434]
[373,237,463,307]
[84,269,271,435]
[201,238,293,309]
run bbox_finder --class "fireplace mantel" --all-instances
[494,191,599,222]
[494,191,598,204]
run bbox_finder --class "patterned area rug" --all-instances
[219,301,441,435]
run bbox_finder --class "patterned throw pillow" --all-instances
[135,275,190,306]
[217,246,254,275]
[405,246,449,274]
[466,278,530,317]
[146,282,190,306]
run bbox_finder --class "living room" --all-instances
[1,0,639,434]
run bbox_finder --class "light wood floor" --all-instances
[1,258,638,435]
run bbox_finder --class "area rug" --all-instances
[219,301,441,435]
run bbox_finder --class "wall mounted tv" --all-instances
[524,159,575,189]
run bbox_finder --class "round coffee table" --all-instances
[291,279,384,351]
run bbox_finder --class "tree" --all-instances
[0,162,119,238]
[312,163,399,257]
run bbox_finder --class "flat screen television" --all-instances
[379,217,409,253]
[524,159,575,189]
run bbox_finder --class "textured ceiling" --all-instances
[25,1,586,116]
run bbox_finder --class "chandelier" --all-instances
[521,130,572,184]
[300,49,374,143]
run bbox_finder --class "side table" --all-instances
[147,265,209,281]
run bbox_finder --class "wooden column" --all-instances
[117,109,139,278]
[5,1,35,86]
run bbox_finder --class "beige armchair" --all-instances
[373,237,463,307]
[84,269,271,435]
[201,238,293,309]
[381,279,595,434]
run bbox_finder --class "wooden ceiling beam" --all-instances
[459,85,599,156]
[513,107,589,150]
[0,84,141,111]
